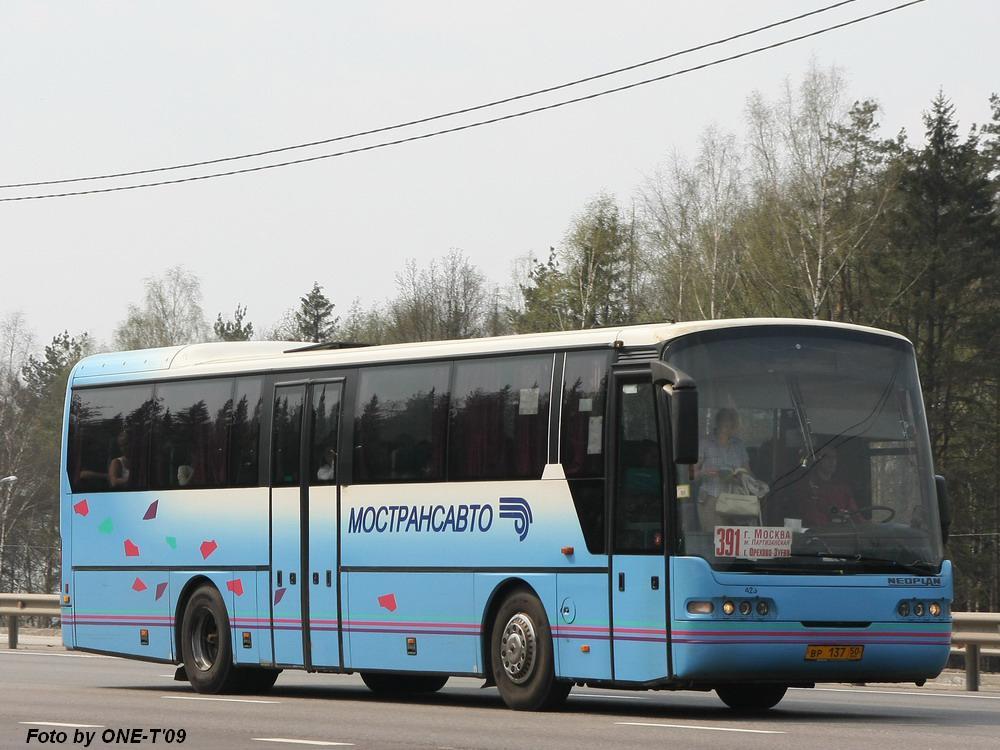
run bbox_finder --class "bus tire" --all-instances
[360,672,448,694]
[490,589,571,711]
[716,684,787,711]
[180,584,239,694]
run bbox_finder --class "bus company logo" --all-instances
[887,576,942,587]
[499,497,533,541]
[347,497,533,541]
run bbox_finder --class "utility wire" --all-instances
[0,0,861,190]
[0,0,926,203]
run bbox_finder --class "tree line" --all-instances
[1,64,997,610]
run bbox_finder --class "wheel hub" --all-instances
[190,608,219,672]
[500,613,536,684]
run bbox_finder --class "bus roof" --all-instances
[70,318,910,385]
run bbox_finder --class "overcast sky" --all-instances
[2,1,997,346]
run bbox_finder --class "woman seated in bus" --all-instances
[108,431,132,489]
[799,446,860,526]
[694,408,750,530]
[316,445,337,482]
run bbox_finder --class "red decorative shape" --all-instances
[377,593,397,612]
[200,540,218,559]
[226,579,244,597]
[155,582,168,601]
[143,500,158,520]
[73,499,89,517]
[132,577,147,592]
[273,588,286,606]
[124,539,140,557]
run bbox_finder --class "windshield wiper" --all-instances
[784,552,938,574]
[850,556,939,574]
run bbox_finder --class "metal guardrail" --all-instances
[0,593,61,649]
[951,612,1000,691]
[1,595,998,689]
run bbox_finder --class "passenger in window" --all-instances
[108,431,132,488]
[694,408,749,531]
[800,446,859,527]
[177,465,194,487]
[317,445,337,482]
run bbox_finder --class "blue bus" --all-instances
[60,319,952,710]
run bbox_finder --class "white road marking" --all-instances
[0,650,108,659]
[616,721,785,734]
[796,687,1000,701]
[162,695,280,704]
[20,722,104,728]
[252,740,354,747]
[573,693,649,700]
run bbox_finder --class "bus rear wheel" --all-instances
[716,684,787,711]
[360,672,449,694]
[490,589,571,711]
[180,584,241,694]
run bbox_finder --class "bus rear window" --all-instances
[68,385,154,492]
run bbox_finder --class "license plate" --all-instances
[805,645,864,661]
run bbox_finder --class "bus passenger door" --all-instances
[269,380,345,670]
[305,381,343,669]
[609,377,669,682]
[270,384,306,666]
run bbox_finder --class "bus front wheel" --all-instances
[716,684,787,711]
[490,589,571,711]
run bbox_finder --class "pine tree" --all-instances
[877,92,1000,610]
[293,282,338,343]
[214,304,254,341]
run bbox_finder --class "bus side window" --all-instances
[230,377,263,487]
[69,385,154,493]
[561,350,610,553]
[150,378,233,490]
[354,363,450,483]
[449,355,552,481]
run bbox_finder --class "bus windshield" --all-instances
[666,327,943,574]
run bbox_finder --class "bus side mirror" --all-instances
[935,474,950,544]
[651,361,699,465]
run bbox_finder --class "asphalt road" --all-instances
[2,649,998,750]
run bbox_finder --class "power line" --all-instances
[1,0,926,203]
[0,0,861,190]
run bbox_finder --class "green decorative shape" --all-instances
[165,536,177,549]
[98,517,114,534]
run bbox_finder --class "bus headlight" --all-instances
[686,601,714,615]
[738,600,752,616]
[913,602,925,616]
[929,602,942,617]
[898,601,910,617]
[722,600,736,615]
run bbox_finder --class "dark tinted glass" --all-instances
[354,363,450,483]
[561,351,609,478]
[449,355,552,481]
[68,385,155,492]
[614,382,663,554]
[151,379,233,490]
[569,479,606,553]
[309,382,342,484]
[230,377,263,486]
[272,386,304,487]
